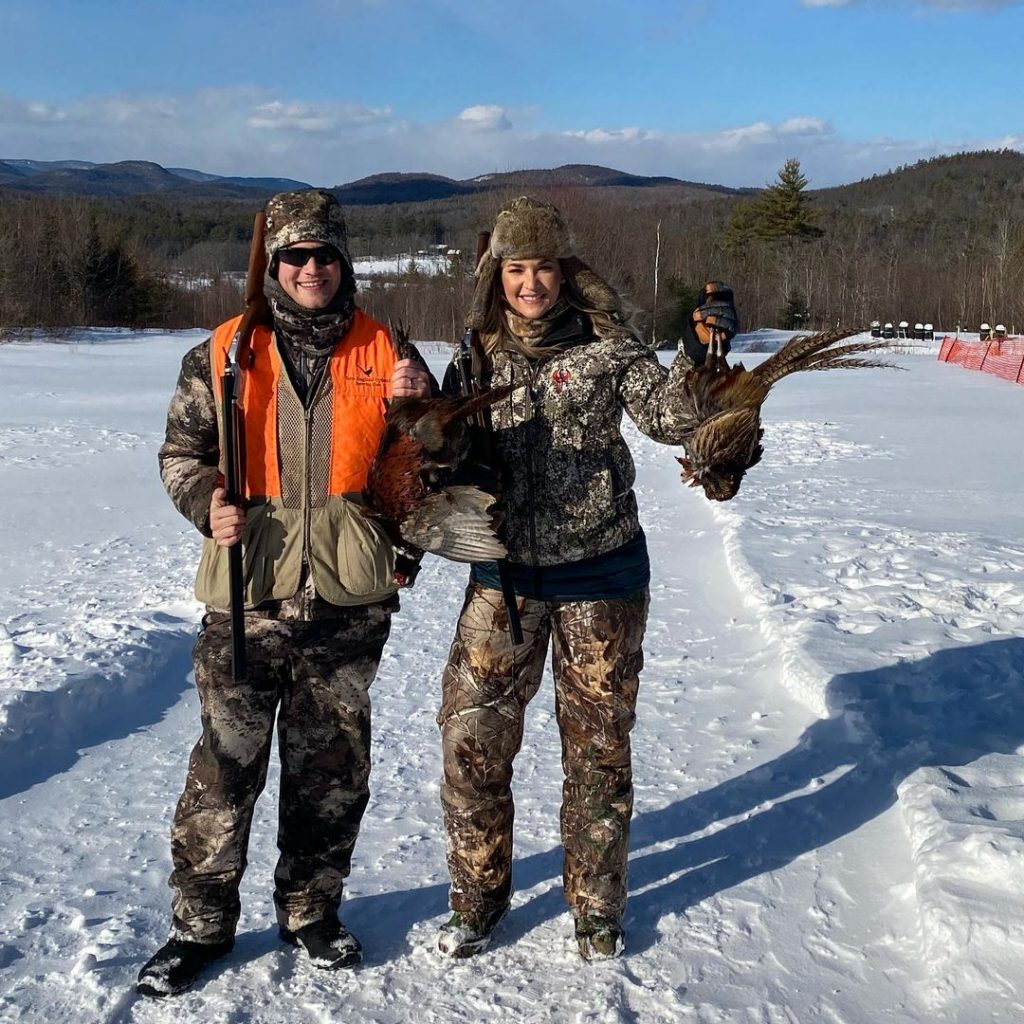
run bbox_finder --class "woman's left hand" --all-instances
[391,358,431,398]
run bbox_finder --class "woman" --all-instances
[436,196,736,961]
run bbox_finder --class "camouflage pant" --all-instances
[168,604,391,943]
[439,584,648,924]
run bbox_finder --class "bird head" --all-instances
[677,407,764,501]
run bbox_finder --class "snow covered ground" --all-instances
[352,253,453,289]
[164,253,454,295]
[1,330,1022,1024]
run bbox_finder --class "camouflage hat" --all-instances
[466,195,624,330]
[263,189,352,268]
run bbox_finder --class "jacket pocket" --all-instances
[308,498,398,604]
[194,503,300,609]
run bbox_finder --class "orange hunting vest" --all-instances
[195,308,400,610]
[209,308,396,498]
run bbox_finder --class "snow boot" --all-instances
[436,904,509,958]
[136,936,234,997]
[575,916,624,961]
[279,918,362,969]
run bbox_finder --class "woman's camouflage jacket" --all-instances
[446,314,700,567]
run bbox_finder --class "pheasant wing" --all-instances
[398,485,506,562]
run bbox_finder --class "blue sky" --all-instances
[2,0,1022,188]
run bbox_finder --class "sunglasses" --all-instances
[277,245,340,268]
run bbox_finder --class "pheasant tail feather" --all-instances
[753,328,889,387]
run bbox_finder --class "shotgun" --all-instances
[220,210,270,681]
[458,230,524,645]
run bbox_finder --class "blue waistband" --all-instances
[470,532,650,601]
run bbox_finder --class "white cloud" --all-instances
[564,127,647,144]
[779,116,834,136]
[698,118,832,152]
[456,105,512,132]
[247,100,389,134]
[0,89,395,181]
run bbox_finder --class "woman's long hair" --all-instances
[480,264,641,358]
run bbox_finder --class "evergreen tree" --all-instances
[756,158,824,243]
[723,198,760,255]
[727,158,824,250]
[778,289,809,329]
[82,216,160,325]
[663,277,702,344]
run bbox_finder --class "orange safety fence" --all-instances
[937,336,1024,386]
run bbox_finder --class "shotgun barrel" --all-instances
[221,211,270,681]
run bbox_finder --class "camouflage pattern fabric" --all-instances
[438,583,648,924]
[450,333,699,566]
[168,604,390,943]
[263,189,353,269]
[159,341,221,538]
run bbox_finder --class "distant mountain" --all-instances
[470,163,713,190]
[0,160,30,185]
[332,172,475,206]
[329,164,750,206]
[170,167,312,192]
[5,159,96,174]
[0,156,748,203]
[6,160,192,196]
[0,159,313,198]
[17,153,1019,211]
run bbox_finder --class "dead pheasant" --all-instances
[679,327,890,501]
[361,321,513,561]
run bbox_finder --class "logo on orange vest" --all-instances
[345,366,383,385]
[552,368,572,394]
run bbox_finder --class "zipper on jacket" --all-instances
[512,352,554,566]
[299,368,330,619]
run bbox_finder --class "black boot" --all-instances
[136,936,234,997]
[280,918,362,969]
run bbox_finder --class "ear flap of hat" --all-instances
[465,250,500,331]
[561,256,624,317]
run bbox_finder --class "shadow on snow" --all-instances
[345,636,1024,955]
[0,627,195,801]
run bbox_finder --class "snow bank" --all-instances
[899,755,1024,1007]
[0,333,206,794]
[706,356,1024,720]
[705,355,1024,1005]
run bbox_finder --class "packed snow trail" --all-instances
[2,335,1023,1023]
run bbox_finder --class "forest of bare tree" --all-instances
[2,150,1023,342]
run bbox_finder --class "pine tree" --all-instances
[778,289,809,329]
[755,158,824,244]
[726,158,823,250]
[663,277,702,344]
[82,216,161,326]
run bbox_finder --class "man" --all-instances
[138,190,431,997]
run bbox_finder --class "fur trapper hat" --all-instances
[466,196,624,330]
[264,189,352,272]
